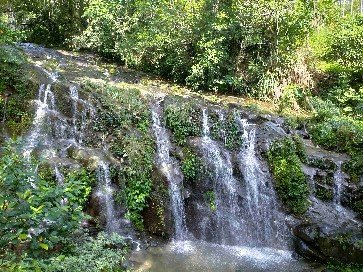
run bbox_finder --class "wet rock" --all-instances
[294,224,320,243]
[142,167,173,238]
[303,139,350,166]
[294,197,363,264]
[295,222,363,264]
[295,239,325,262]
[255,121,287,153]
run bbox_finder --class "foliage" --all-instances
[0,45,34,135]
[89,82,155,229]
[210,110,241,149]
[0,232,128,272]
[327,261,363,272]
[204,191,216,212]
[0,140,91,257]
[122,134,155,230]
[76,0,321,95]
[4,0,88,47]
[52,232,127,272]
[181,148,201,183]
[0,21,22,44]
[164,100,201,145]
[292,134,307,163]
[319,15,363,73]
[267,138,310,215]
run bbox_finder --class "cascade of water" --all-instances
[95,161,120,233]
[24,83,55,157]
[151,103,188,240]
[236,115,287,246]
[333,161,344,208]
[54,166,65,185]
[198,109,289,247]
[201,108,242,245]
[69,85,95,144]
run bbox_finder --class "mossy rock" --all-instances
[316,184,334,201]
[306,157,337,172]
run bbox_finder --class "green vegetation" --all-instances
[122,134,155,230]
[181,148,202,183]
[1,0,87,47]
[0,140,128,271]
[210,111,241,150]
[1,0,363,268]
[164,100,201,144]
[327,261,363,272]
[0,45,34,136]
[1,232,128,272]
[267,138,310,215]
[88,82,155,229]
[0,141,90,255]
[51,232,128,272]
[205,191,216,212]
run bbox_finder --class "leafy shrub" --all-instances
[89,83,156,229]
[267,138,310,215]
[0,140,91,257]
[309,97,340,121]
[0,45,34,135]
[0,232,128,272]
[210,111,241,150]
[0,21,22,44]
[322,15,363,72]
[123,134,155,230]
[165,102,201,145]
[53,232,127,272]
[181,148,201,183]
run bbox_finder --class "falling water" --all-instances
[333,161,344,208]
[201,108,242,245]
[23,80,58,158]
[22,65,118,234]
[54,166,65,185]
[69,85,95,144]
[198,109,289,247]
[95,161,120,233]
[151,103,187,240]
[236,115,287,247]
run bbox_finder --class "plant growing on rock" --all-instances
[165,101,201,145]
[0,140,91,257]
[267,138,310,215]
[181,148,202,183]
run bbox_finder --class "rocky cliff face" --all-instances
[1,43,362,265]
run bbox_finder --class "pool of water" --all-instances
[130,240,322,272]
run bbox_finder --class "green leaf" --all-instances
[30,205,45,214]
[39,243,49,250]
[18,233,28,240]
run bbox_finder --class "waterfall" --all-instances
[54,166,65,185]
[95,161,120,233]
[236,115,287,247]
[151,103,187,240]
[197,109,289,248]
[69,85,95,144]
[22,66,119,234]
[333,161,344,209]
[23,80,58,158]
[201,108,242,245]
